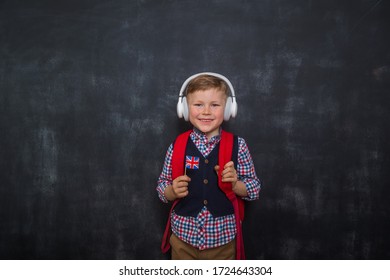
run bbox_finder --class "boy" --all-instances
[157,72,260,260]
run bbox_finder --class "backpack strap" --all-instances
[218,130,246,259]
[161,130,191,253]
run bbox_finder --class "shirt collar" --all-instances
[192,127,222,143]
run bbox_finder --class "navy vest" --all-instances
[174,136,238,217]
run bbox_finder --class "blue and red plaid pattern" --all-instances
[157,128,261,250]
[171,206,237,250]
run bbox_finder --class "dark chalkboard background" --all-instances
[1,0,389,259]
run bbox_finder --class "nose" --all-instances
[202,105,211,114]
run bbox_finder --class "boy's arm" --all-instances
[236,137,261,201]
[232,180,249,197]
[156,144,174,203]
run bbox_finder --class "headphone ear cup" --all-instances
[231,97,237,118]
[177,97,184,118]
[182,96,189,121]
[224,96,232,121]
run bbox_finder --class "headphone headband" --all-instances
[178,72,236,99]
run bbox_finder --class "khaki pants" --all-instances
[170,234,235,260]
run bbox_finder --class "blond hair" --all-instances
[186,74,229,97]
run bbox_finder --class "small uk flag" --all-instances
[185,156,200,170]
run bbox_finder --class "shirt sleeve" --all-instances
[156,143,174,203]
[237,137,261,201]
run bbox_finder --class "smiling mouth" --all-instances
[199,119,213,122]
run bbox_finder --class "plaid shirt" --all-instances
[157,128,261,250]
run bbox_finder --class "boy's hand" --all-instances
[171,175,191,199]
[215,161,238,189]
[215,161,248,197]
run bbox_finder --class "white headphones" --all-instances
[177,72,238,121]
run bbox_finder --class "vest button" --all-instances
[203,200,208,205]
[205,159,209,164]
[203,179,208,184]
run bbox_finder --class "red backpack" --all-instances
[161,130,245,259]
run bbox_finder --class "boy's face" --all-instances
[187,88,226,139]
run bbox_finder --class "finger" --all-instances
[222,171,236,179]
[173,184,188,195]
[223,162,234,172]
[222,166,236,177]
[176,190,189,198]
[224,173,236,180]
[222,176,237,183]
[223,161,234,169]
[222,169,238,181]
[176,187,188,194]
[174,175,191,183]
[183,175,191,182]
[176,181,189,189]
